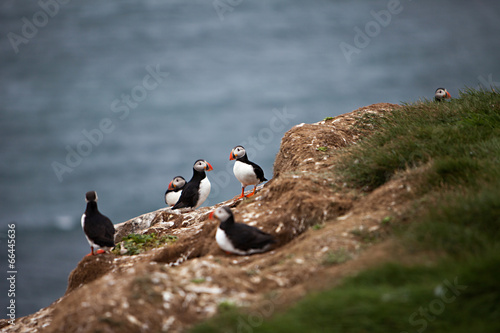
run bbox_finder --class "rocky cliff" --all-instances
[2,103,411,333]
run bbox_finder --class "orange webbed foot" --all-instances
[235,187,246,200]
[85,247,95,257]
[245,187,257,197]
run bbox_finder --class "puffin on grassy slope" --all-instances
[230,145,267,199]
[172,159,213,210]
[165,176,186,206]
[435,87,451,102]
[81,191,115,256]
[210,206,275,255]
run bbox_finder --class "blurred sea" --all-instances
[1,0,499,317]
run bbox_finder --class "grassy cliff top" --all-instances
[192,89,500,333]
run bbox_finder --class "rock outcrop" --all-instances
[2,103,413,333]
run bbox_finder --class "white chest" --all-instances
[165,190,182,206]
[81,213,96,248]
[233,161,259,186]
[216,227,243,255]
[195,177,211,208]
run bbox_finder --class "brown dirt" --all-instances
[2,103,419,333]
[66,254,115,294]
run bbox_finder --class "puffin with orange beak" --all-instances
[172,159,213,210]
[210,206,275,255]
[435,88,451,102]
[230,145,267,199]
[165,176,186,206]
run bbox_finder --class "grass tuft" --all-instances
[322,248,351,265]
[113,233,178,255]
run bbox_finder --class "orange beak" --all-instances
[229,151,235,160]
[168,181,174,190]
[205,162,213,171]
[446,91,451,99]
[209,211,215,219]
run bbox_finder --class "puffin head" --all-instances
[85,191,98,203]
[168,176,186,191]
[193,159,214,172]
[435,88,451,101]
[209,206,233,222]
[229,145,246,161]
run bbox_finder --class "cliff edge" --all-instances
[3,103,409,333]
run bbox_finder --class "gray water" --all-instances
[1,0,499,318]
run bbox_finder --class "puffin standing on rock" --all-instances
[210,206,276,255]
[435,88,451,102]
[81,191,115,256]
[230,145,267,199]
[172,159,213,210]
[165,176,186,206]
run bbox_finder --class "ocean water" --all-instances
[1,0,499,318]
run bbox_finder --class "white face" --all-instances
[232,146,246,159]
[172,176,186,188]
[214,206,232,222]
[194,160,208,172]
[435,89,447,98]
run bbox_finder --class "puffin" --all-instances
[172,159,213,210]
[435,88,451,102]
[165,176,186,206]
[210,206,276,255]
[230,145,267,199]
[81,191,115,256]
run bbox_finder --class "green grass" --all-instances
[381,216,392,225]
[190,89,500,333]
[112,232,178,255]
[311,223,324,230]
[321,248,351,265]
[339,88,500,190]
[192,255,500,333]
[407,183,500,259]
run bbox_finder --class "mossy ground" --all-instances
[113,232,178,255]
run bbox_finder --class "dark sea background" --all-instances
[1,0,499,318]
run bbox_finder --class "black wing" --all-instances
[227,223,275,252]
[249,161,267,182]
[103,216,115,244]
[172,182,199,209]
[84,214,115,247]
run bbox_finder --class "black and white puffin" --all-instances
[210,206,275,255]
[435,87,451,102]
[165,176,186,206]
[172,159,213,210]
[81,191,115,256]
[230,145,267,199]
